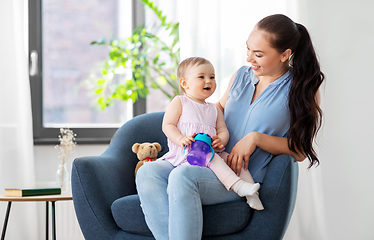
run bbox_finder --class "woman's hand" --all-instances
[227,132,258,175]
[178,134,196,148]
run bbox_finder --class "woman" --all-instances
[136,14,324,240]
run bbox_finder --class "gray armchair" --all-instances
[72,112,298,240]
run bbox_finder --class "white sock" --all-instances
[246,192,264,210]
[231,180,260,197]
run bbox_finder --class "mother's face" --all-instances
[246,28,291,79]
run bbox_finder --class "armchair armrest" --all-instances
[72,155,133,240]
[243,154,299,239]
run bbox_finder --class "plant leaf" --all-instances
[138,87,149,98]
[91,38,106,45]
[157,76,167,85]
[97,79,106,85]
[95,88,103,94]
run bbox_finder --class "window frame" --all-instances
[29,0,146,145]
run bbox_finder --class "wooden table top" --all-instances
[0,193,72,202]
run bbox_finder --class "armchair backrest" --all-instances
[104,112,169,159]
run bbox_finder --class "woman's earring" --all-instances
[288,53,294,60]
[288,53,294,67]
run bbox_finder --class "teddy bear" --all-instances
[132,142,162,177]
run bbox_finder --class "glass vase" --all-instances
[56,162,70,193]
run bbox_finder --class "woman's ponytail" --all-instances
[288,23,325,168]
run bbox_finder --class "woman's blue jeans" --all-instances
[135,160,242,240]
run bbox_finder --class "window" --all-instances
[29,0,146,144]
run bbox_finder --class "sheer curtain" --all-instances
[0,0,38,239]
[151,0,327,239]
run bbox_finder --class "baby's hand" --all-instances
[211,135,224,151]
[179,134,196,148]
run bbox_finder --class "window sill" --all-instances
[33,127,118,145]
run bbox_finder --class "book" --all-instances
[4,187,61,197]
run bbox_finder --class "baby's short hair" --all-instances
[177,57,211,79]
[177,57,212,94]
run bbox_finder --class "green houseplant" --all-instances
[91,0,180,109]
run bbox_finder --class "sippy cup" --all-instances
[185,133,215,166]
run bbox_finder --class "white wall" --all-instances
[34,145,108,185]
[298,0,374,239]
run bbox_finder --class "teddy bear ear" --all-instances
[153,142,162,152]
[132,143,141,153]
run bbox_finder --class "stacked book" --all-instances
[4,188,61,197]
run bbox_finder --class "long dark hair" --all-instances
[256,14,324,168]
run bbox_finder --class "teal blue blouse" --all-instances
[224,66,292,183]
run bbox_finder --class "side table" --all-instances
[0,193,73,240]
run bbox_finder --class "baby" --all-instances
[159,57,263,210]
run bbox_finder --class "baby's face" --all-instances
[181,63,216,104]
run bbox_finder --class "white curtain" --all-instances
[0,0,38,239]
[151,0,327,239]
